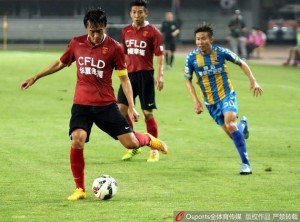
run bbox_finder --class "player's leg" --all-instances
[117,132,168,154]
[229,37,238,55]
[117,78,142,160]
[143,110,159,162]
[166,50,172,69]
[140,71,161,162]
[292,47,299,66]
[210,93,251,175]
[165,51,169,67]
[283,47,294,65]
[223,112,252,175]
[68,105,93,200]
[170,51,174,68]
[164,43,171,69]
[68,129,88,200]
[95,104,167,154]
[118,103,141,160]
[295,48,300,65]
[169,42,176,68]
[237,116,249,139]
[222,93,251,174]
[239,37,247,59]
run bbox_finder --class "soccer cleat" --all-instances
[67,188,86,200]
[240,163,252,175]
[121,148,142,160]
[145,133,168,154]
[147,151,159,162]
[241,116,249,139]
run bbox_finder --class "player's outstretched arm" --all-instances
[239,60,263,97]
[21,59,67,90]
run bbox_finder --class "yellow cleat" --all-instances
[121,148,142,160]
[67,188,86,201]
[147,151,159,162]
[145,133,168,154]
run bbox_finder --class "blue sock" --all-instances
[231,130,250,165]
[237,120,246,134]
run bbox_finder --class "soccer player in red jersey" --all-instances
[118,0,165,162]
[20,8,168,200]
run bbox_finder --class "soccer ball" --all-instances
[92,175,118,200]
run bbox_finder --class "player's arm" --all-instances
[21,59,67,90]
[118,70,139,122]
[239,60,263,97]
[185,78,204,114]
[172,28,180,37]
[155,54,164,91]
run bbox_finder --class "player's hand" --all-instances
[250,81,263,97]
[156,75,164,91]
[195,101,204,114]
[128,107,139,122]
[21,77,36,90]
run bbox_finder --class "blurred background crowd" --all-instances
[1,0,299,65]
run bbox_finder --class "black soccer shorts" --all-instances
[117,70,157,110]
[69,103,133,142]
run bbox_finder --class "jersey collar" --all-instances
[86,34,107,47]
[132,21,149,30]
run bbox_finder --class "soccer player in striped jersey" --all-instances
[118,0,165,162]
[184,24,263,175]
[21,8,168,201]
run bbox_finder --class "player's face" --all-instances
[165,12,173,21]
[86,21,106,45]
[130,6,148,28]
[195,32,213,55]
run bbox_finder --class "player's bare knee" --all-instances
[71,137,85,148]
[71,130,86,148]
[224,121,237,133]
[143,111,153,120]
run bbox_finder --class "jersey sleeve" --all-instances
[152,27,164,56]
[223,48,241,65]
[184,53,194,80]
[114,43,127,72]
[60,39,75,66]
[121,29,128,55]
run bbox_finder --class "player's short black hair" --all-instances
[130,0,148,9]
[83,8,107,28]
[194,23,214,37]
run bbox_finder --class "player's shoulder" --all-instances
[122,24,133,31]
[67,34,87,48]
[103,35,122,49]
[72,34,88,43]
[105,35,120,44]
[185,48,199,61]
[213,45,240,62]
[187,48,200,57]
[147,23,161,32]
[212,45,231,54]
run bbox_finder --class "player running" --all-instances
[184,24,263,175]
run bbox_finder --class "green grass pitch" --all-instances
[0,50,299,221]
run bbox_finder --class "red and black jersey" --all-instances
[121,22,164,73]
[60,34,126,106]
